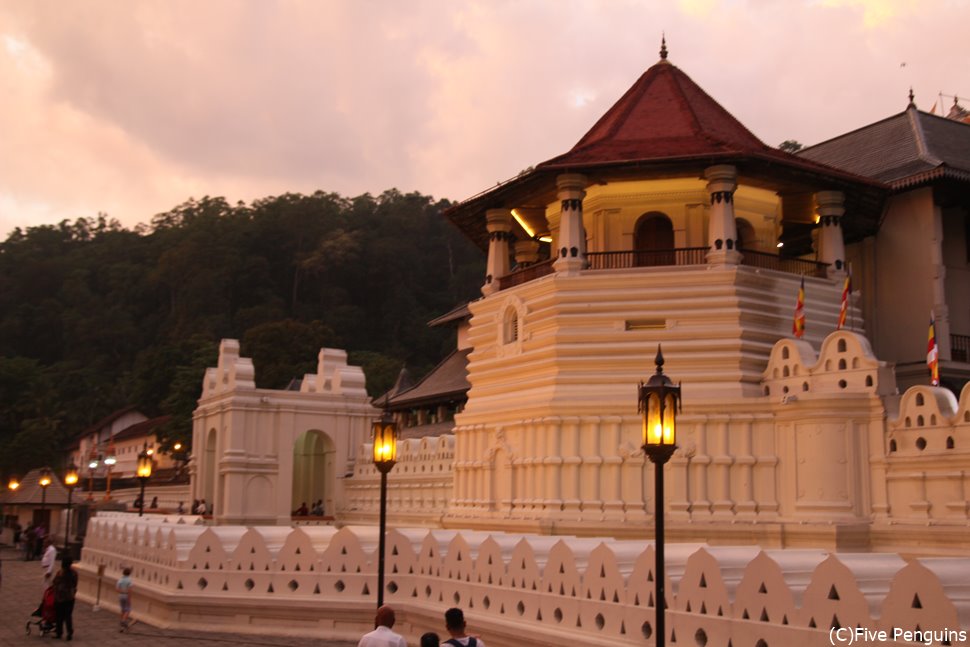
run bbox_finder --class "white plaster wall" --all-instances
[76,515,970,646]
[191,340,376,526]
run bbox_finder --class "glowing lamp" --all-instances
[64,464,79,488]
[136,448,154,479]
[372,411,398,472]
[638,346,681,456]
[38,467,53,488]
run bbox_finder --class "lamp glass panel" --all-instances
[373,422,397,464]
[663,393,677,445]
[645,394,663,446]
[136,455,153,478]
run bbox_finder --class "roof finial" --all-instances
[908,87,915,107]
[660,33,668,61]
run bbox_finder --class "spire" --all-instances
[908,87,915,107]
[659,33,668,61]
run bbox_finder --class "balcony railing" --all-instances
[738,249,829,278]
[498,258,555,290]
[587,247,709,269]
[952,334,970,362]
[497,247,829,290]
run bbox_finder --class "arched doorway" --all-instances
[634,212,674,266]
[736,217,757,251]
[292,430,336,516]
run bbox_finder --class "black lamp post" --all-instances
[63,464,78,550]
[136,445,154,517]
[638,345,681,647]
[38,467,53,524]
[372,409,398,608]
[172,441,187,480]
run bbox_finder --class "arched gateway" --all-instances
[190,340,374,525]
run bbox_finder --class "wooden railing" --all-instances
[497,247,829,290]
[952,334,970,362]
[738,249,829,278]
[586,247,709,269]
[497,258,555,290]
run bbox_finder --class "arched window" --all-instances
[634,212,674,266]
[503,307,519,344]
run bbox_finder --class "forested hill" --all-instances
[0,189,484,476]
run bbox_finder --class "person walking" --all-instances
[443,607,485,647]
[358,605,407,647]
[117,566,133,631]
[40,537,58,590]
[52,556,78,640]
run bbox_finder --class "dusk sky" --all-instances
[1,0,966,237]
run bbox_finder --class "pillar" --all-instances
[815,190,847,279]
[514,239,540,267]
[704,165,741,265]
[554,173,587,275]
[482,208,513,296]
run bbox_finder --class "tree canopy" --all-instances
[0,190,483,479]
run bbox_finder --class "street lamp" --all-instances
[172,441,187,480]
[8,476,20,492]
[103,443,117,501]
[638,345,681,647]
[86,449,100,501]
[63,464,79,551]
[136,445,154,517]
[38,466,53,532]
[372,409,398,608]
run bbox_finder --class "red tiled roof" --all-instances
[111,415,171,443]
[75,406,139,440]
[542,60,767,167]
[445,55,886,252]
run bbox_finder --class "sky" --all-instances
[0,0,967,237]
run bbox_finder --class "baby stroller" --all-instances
[25,585,56,636]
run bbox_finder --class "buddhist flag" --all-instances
[837,271,851,330]
[793,277,806,338]
[927,314,940,386]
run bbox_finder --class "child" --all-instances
[116,567,133,631]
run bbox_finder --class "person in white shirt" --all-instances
[443,607,485,647]
[41,537,58,587]
[358,605,407,647]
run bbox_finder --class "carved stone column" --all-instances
[554,173,588,275]
[482,208,513,296]
[815,190,847,279]
[704,165,741,265]
[514,239,540,267]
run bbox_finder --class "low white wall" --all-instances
[76,514,968,646]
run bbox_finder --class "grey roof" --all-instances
[386,349,470,408]
[0,468,74,506]
[373,366,415,408]
[427,303,471,328]
[799,106,970,189]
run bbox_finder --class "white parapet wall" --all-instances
[77,513,968,646]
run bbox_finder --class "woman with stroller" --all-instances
[52,556,77,641]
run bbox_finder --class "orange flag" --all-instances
[927,314,940,386]
[793,277,806,338]
[837,271,851,330]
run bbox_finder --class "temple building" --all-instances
[73,43,970,646]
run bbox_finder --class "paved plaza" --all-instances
[0,546,358,647]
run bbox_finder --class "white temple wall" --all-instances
[191,339,375,525]
[76,514,969,646]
